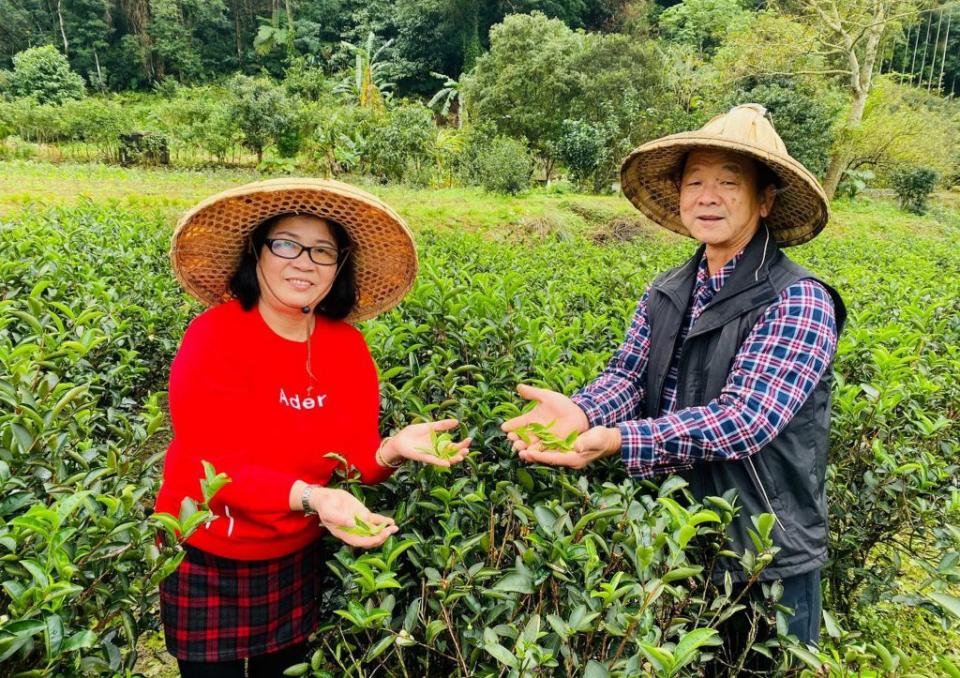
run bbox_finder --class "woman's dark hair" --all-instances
[228,213,358,320]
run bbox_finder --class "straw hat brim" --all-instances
[620,133,829,247]
[170,178,417,323]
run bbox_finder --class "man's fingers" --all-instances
[501,384,550,432]
[518,448,585,468]
[516,383,551,401]
[501,411,538,433]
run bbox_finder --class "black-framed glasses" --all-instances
[264,238,347,266]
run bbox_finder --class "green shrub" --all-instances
[454,121,497,185]
[364,103,437,183]
[835,167,875,200]
[555,119,607,192]
[891,166,940,215]
[227,74,299,163]
[0,207,223,674]
[475,135,534,195]
[5,46,85,105]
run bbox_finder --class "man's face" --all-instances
[678,149,775,250]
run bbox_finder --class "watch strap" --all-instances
[301,484,320,515]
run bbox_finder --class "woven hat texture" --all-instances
[620,103,829,247]
[170,178,417,322]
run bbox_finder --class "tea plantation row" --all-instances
[1,200,958,676]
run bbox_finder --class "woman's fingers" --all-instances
[430,418,459,431]
[366,512,396,527]
[407,450,453,467]
[518,447,587,469]
[329,523,397,549]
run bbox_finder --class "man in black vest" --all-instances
[503,104,846,666]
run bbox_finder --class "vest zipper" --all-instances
[745,457,787,533]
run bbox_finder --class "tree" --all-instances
[463,12,584,181]
[657,0,753,55]
[465,12,670,185]
[334,31,396,109]
[364,103,437,182]
[5,45,85,104]
[838,74,958,182]
[717,0,922,199]
[428,72,465,127]
[802,0,923,198]
[227,74,297,163]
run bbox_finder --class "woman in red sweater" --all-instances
[156,179,468,677]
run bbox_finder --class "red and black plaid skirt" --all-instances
[159,540,325,662]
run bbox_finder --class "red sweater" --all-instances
[154,300,393,560]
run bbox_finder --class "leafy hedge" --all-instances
[1,201,959,675]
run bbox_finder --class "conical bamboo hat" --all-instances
[171,178,417,322]
[620,104,829,246]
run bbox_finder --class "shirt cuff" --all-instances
[570,392,605,428]
[618,419,656,478]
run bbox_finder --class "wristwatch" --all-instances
[301,484,322,515]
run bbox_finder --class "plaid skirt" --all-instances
[159,540,325,662]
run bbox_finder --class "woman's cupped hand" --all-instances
[382,419,471,468]
[309,486,398,548]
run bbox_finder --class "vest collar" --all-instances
[703,225,781,310]
[652,225,781,310]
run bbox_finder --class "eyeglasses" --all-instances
[264,238,347,266]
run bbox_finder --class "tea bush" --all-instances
[1,196,959,675]
[0,207,222,673]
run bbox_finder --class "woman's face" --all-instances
[256,214,340,316]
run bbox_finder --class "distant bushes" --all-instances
[0,39,956,198]
[891,166,940,214]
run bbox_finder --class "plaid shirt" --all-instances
[571,251,838,479]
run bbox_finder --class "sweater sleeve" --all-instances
[167,314,300,513]
[340,329,394,485]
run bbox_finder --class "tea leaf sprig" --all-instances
[340,515,386,537]
[416,428,460,461]
[514,420,579,453]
